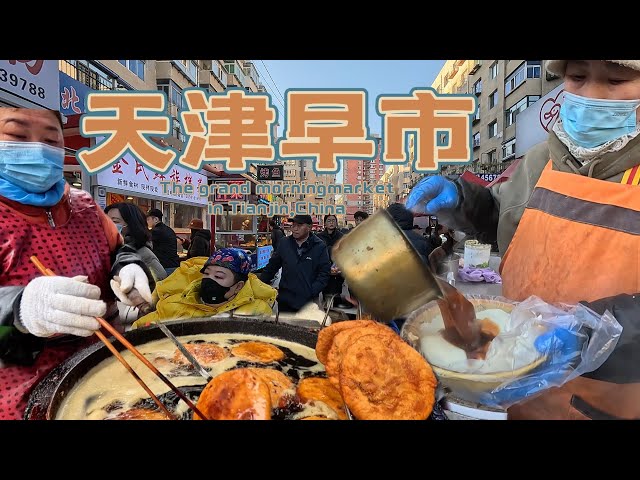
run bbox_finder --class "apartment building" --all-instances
[300,160,336,224]
[343,134,385,221]
[432,60,562,176]
[334,194,346,226]
[283,159,303,204]
[373,167,395,212]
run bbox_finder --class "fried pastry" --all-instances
[325,323,396,387]
[339,334,437,420]
[194,369,272,420]
[231,341,285,363]
[108,408,171,420]
[248,368,294,408]
[315,320,379,365]
[297,377,348,420]
[172,343,228,366]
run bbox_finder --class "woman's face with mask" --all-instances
[0,108,63,146]
[107,208,127,236]
[564,61,640,104]
[201,265,244,305]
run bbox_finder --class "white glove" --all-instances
[110,264,153,306]
[19,276,106,338]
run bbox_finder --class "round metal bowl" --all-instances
[401,295,546,401]
[24,318,319,420]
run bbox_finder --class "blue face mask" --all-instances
[560,92,640,148]
[0,141,65,193]
[116,223,125,235]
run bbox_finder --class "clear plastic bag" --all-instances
[401,294,623,409]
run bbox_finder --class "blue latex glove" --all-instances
[477,327,584,407]
[405,176,459,214]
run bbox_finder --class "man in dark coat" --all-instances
[269,216,285,250]
[184,218,211,259]
[386,203,432,263]
[260,214,331,312]
[146,208,180,273]
[316,214,349,307]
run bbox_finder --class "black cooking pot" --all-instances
[24,318,319,420]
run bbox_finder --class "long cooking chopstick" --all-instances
[30,256,209,420]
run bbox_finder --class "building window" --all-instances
[526,60,541,79]
[186,61,198,82]
[488,150,498,163]
[210,61,228,86]
[505,95,540,127]
[505,61,540,97]
[223,61,246,87]
[502,138,516,160]
[473,132,480,148]
[61,60,115,91]
[173,118,185,143]
[158,81,183,112]
[490,62,499,79]
[473,79,482,95]
[489,90,498,109]
[473,106,481,122]
[172,60,198,84]
[118,60,146,81]
[488,121,498,139]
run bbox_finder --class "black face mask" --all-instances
[200,278,233,305]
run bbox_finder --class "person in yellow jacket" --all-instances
[133,248,276,328]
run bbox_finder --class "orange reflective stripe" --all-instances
[535,162,640,211]
[501,159,640,305]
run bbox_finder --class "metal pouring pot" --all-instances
[331,209,444,323]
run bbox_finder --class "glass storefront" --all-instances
[215,213,272,252]
[174,203,202,229]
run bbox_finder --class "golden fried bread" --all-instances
[231,341,285,363]
[109,408,171,420]
[315,320,379,365]
[339,334,437,420]
[297,377,348,420]
[248,368,294,409]
[194,369,272,420]
[325,323,396,387]
[172,343,228,366]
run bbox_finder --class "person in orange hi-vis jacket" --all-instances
[406,60,640,420]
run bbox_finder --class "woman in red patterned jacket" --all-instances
[0,108,154,420]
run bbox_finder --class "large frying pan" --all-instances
[24,318,319,420]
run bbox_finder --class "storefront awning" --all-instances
[486,159,521,188]
[461,170,489,187]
